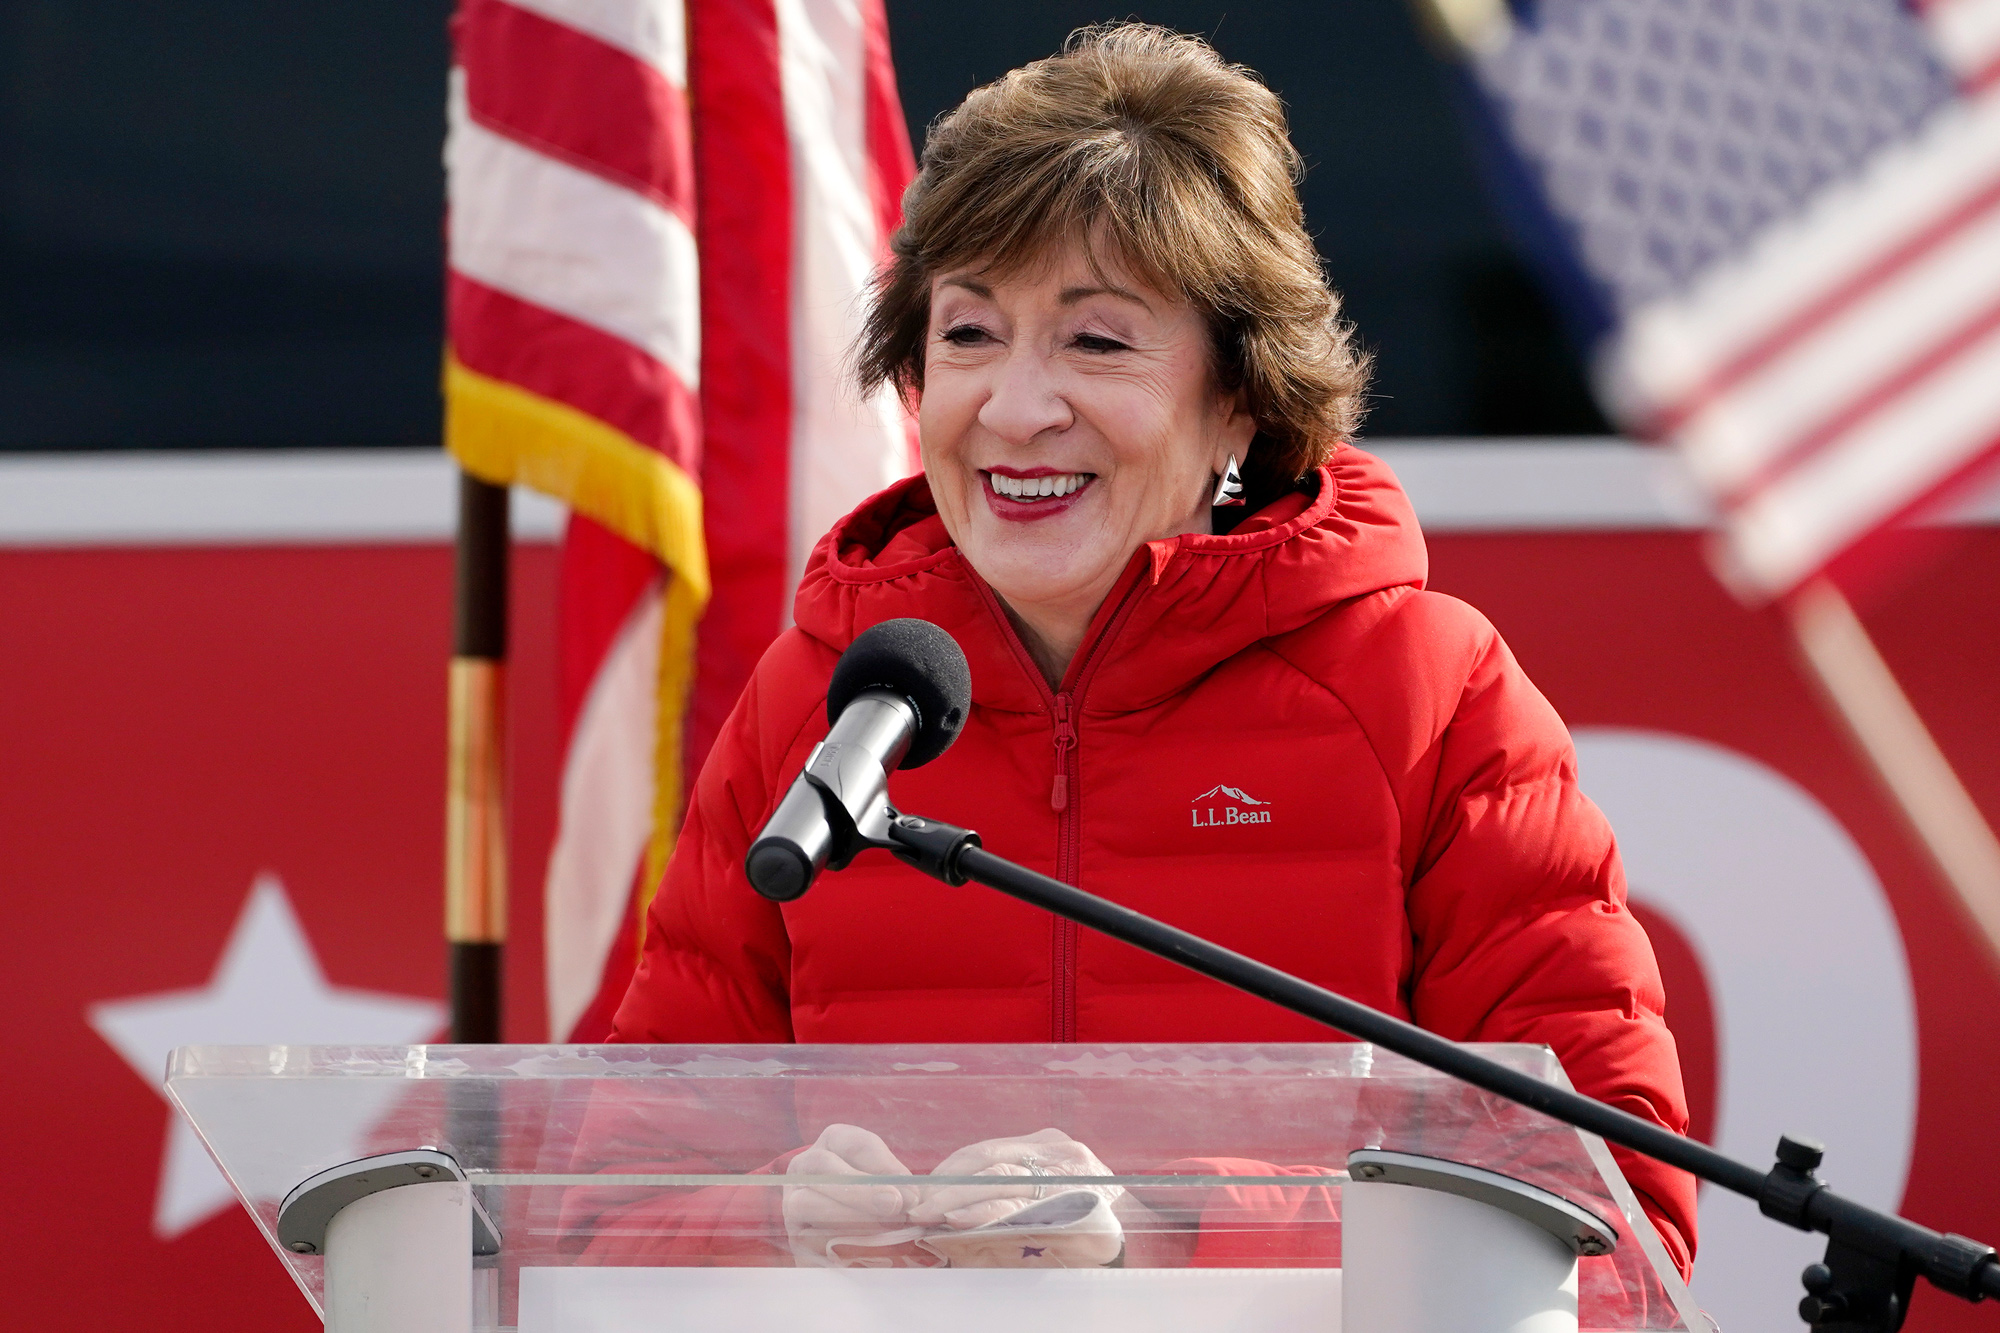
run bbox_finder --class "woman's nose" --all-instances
[977,348,1072,445]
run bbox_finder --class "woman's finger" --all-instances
[787,1180,908,1222]
[784,1186,909,1233]
[787,1143,910,1220]
[928,1128,1094,1180]
[805,1123,918,1211]
[924,1141,1012,1180]
[909,1162,1036,1224]
[813,1123,914,1178]
[928,1128,1064,1168]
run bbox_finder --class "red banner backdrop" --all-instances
[1,449,1994,1330]
[0,536,559,1330]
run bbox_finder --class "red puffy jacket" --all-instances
[611,446,1697,1273]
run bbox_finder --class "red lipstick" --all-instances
[979,469,1095,523]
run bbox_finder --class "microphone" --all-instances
[745,619,972,902]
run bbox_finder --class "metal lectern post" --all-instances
[277,1149,500,1333]
[1343,1149,1621,1333]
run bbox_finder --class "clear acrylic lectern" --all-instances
[168,1043,1706,1332]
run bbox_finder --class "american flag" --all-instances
[443,0,917,1041]
[1444,0,2000,600]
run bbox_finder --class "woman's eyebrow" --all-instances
[939,276,992,297]
[1059,284,1152,311]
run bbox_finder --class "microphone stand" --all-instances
[841,804,1998,1332]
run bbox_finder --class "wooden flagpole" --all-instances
[1788,578,2000,977]
[447,470,509,1042]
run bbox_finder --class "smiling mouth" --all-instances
[984,470,1094,502]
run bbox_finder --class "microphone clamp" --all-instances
[745,690,914,901]
[885,812,982,885]
[745,618,975,903]
[744,704,990,903]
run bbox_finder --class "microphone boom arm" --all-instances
[867,804,2000,1331]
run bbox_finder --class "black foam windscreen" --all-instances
[826,619,972,769]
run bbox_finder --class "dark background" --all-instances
[0,0,1607,451]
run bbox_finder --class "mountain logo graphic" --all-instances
[1190,785,1273,826]
[1194,785,1267,806]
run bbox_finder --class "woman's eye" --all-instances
[1073,333,1130,353]
[941,325,993,346]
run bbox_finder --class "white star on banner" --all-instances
[88,873,446,1239]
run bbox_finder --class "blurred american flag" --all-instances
[1442,0,2000,600]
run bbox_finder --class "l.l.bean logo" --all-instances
[1191,784,1273,826]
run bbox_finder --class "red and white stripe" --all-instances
[684,0,916,783]
[532,0,916,1041]
[449,0,702,457]
[1604,0,2000,600]
[779,0,922,584]
[546,522,666,1043]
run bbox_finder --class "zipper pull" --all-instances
[1050,694,1076,812]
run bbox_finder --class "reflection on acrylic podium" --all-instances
[166,1043,1708,1332]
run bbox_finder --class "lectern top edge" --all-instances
[165,1038,1563,1081]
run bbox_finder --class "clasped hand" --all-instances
[783,1124,1122,1264]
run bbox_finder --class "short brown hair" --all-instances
[856,23,1369,484]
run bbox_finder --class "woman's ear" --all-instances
[1211,388,1257,474]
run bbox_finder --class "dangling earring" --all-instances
[1212,454,1246,507]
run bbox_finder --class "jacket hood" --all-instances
[792,445,1428,714]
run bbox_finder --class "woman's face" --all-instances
[919,240,1256,627]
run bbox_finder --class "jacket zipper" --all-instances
[1050,694,1075,812]
[970,567,1149,1043]
[1048,691,1078,1040]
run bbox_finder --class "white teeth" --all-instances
[990,472,1088,500]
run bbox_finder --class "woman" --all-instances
[604,23,1696,1279]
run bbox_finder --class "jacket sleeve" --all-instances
[610,632,830,1044]
[1134,1159,1341,1267]
[1393,596,1699,1279]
